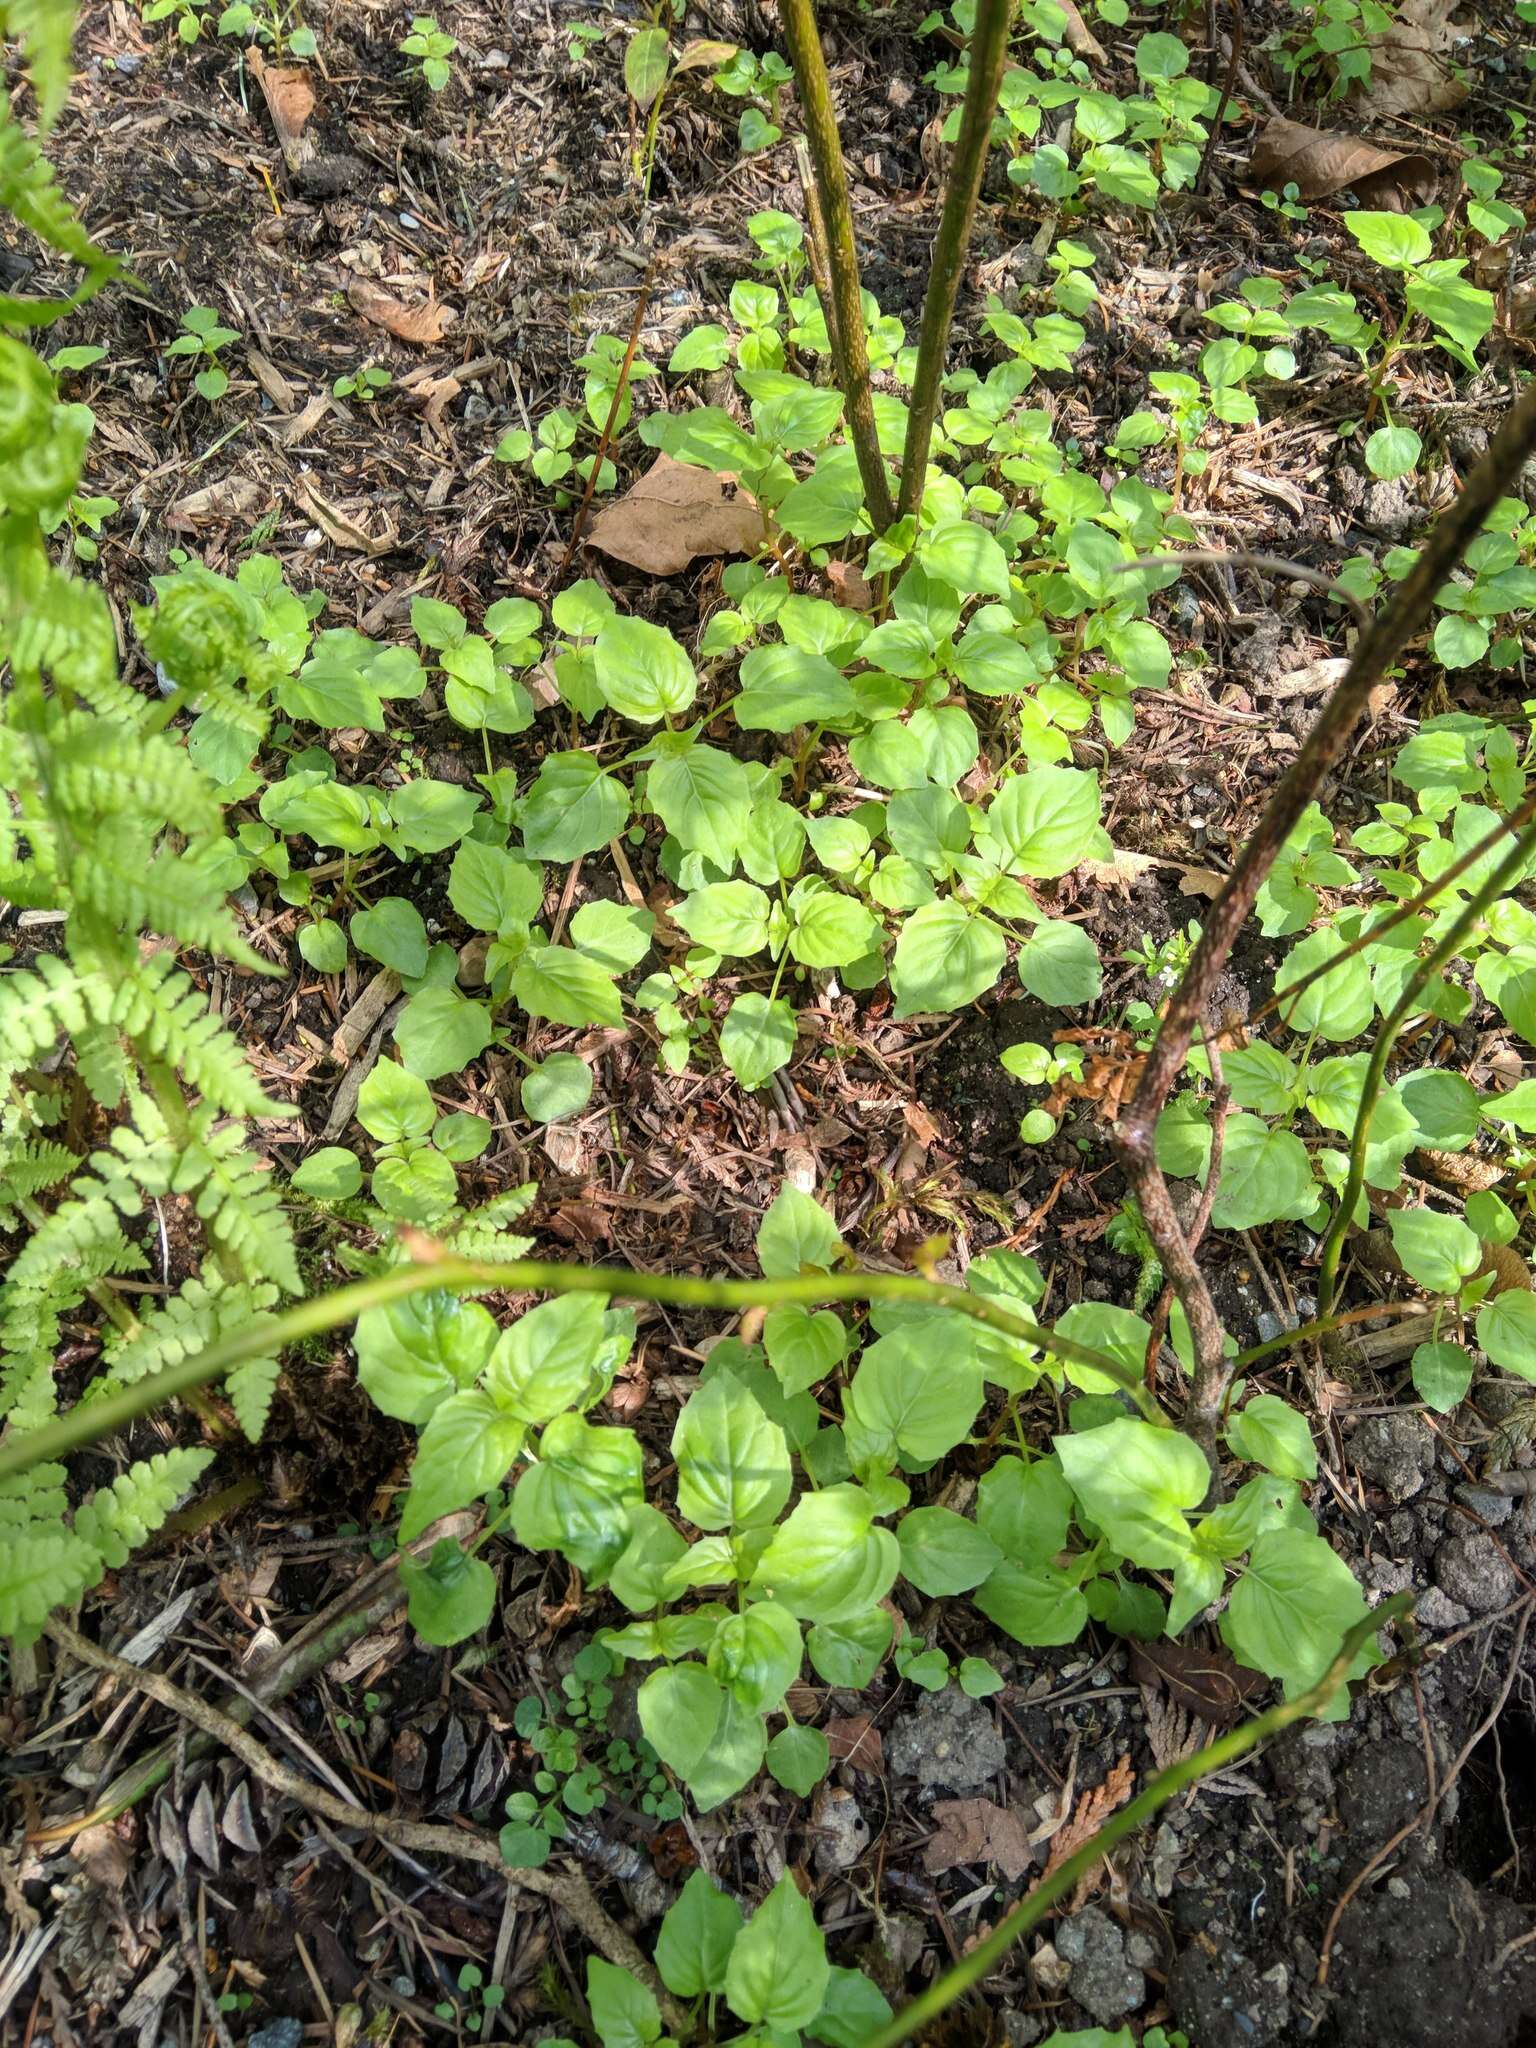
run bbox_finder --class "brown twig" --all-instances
[42,1619,689,2036]
[1114,375,1536,1461]
[794,136,845,384]
[1194,0,1243,197]
[897,0,1012,523]
[1144,1022,1231,1406]
[1119,548,1371,630]
[556,258,658,582]
[780,0,896,532]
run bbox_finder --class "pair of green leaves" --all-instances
[581,1870,889,2048]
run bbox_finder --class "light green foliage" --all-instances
[0,293,318,1642]
[165,304,241,403]
[398,13,456,90]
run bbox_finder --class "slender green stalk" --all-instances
[897,0,1012,522]
[859,1594,1412,2048]
[779,0,896,533]
[1255,781,1536,1030]
[0,1251,1166,1484]
[1231,1301,1427,1371]
[1317,816,1536,1315]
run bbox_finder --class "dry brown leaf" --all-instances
[245,348,297,413]
[825,1715,884,1772]
[1175,865,1228,900]
[1043,1031,1146,1124]
[247,47,316,179]
[1128,1642,1268,1730]
[1078,848,1160,893]
[924,1798,1036,1882]
[1056,0,1105,62]
[71,1822,132,1892]
[293,476,397,556]
[585,452,766,576]
[1357,0,1468,116]
[347,275,456,345]
[273,391,331,446]
[402,370,461,432]
[542,1125,587,1174]
[1247,116,1434,207]
[167,476,264,529]
[825,558,876,611]
[1262,654,1351,702]
[1040,1754,1135,1889]
[674,36,736,74]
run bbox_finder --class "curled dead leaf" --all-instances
[1128,1641,1268,1729]
[825,558,875,611]
[1357,0,1469,116]
[248,50,314,172]
[924,1797,1035,1882]
[167,476,264,529]
[70,1821,132,1892]
[674,36,736,75]
[1258,655,1351,702]
[824,1715,884,1772]
[1248,116,1435,208]
[292,476,397,556]
[347,275,456,346]
[585,452,766,576]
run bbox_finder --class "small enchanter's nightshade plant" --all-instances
[165,304,241,403]
[399,12,457,90]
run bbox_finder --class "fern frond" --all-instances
[0,1352,56,1431]
[109,952,285,1118]
[81,1127,175,1214]
[3,0,77,131]
[0,1528,98,1639]
[0,1134,77,1202]
[67,828,259,966]
[71,1014,128,1107]
[0,952,98,1089]
[49,716,221,843]
[72,1447,213,1568]
[226,1355,280,1439]
[181,1117,300,1292]
[443,1225,535,1264]
[464,1184,537,1228]
[0,99,115,324]
[90,1269,277,1398]
[11,569,132,712]
[5,1190,144,1289]
[0,1462,68,1529]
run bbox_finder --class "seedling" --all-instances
[165,305,241,402]
[217,0,315,55]
[399,13,457,91]
[140,0,210,43]
[332,363,391,403]
[565,17,604,63]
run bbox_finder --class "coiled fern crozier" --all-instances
[0,0,296,1644]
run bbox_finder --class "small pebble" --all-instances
[249,2022,304,2048]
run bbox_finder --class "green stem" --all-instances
[898,0,1012,524]
[859,1594,1412,2048]
[0,1252,1168,1485]
[1257,785,1536,1030]
[779,0,896,533]
[1317,816,1536,1316]
[1231,1300,1427,1370]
